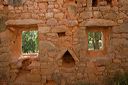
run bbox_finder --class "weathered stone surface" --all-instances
[51,26,67,32]
[54,13,64,19]
[68,20,78,26]
[40,41,56,51]
[0,0,128,85]
[104,12,118,20]
[46,18,58,26]
[113,23,128,33]
[38,3,47,11]
[68,4,77,15]
[28,61,40,69]
[46,12,54,18]
[0,53,9,61]
[0,62,9,67]
[39,26,51,33]
[57,0,63,5]
[0,14,7,32]
[26,74,41,82]
[80,12,93,19]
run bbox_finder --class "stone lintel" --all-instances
[82,19,117,27]
[5,19,41,27]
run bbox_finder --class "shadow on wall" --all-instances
[0,73,8,85]
[104,71,128,85]
[45,80,57,85]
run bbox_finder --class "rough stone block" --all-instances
[41,63,48,69]
[80,12,93,19]
[54,13,64,19]
[68,20,78,26]
[46,18,58,26]
[39,3,47,10]
[28,61,40,69]
[26,74,41,82]
[38,26,51,33]
[46,12,54,18]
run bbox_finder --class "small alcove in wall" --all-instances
[62,51,75,68]
[56,49,79,68]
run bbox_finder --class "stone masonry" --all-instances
[0,0,128,85]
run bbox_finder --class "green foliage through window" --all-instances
[22,31,38,53]
[88,32,103,50]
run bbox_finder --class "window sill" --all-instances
[86,50,107,57]
[20,53,39,59]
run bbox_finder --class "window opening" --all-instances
[22,31,38,53]
[88,32,103,50]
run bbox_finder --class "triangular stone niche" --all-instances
[62,51,75,68]
[56,49,79,68]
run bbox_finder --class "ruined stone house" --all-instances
[0,0,128,85]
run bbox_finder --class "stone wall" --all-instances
[0,0,128,85]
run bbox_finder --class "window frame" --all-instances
[85,26,111,57]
